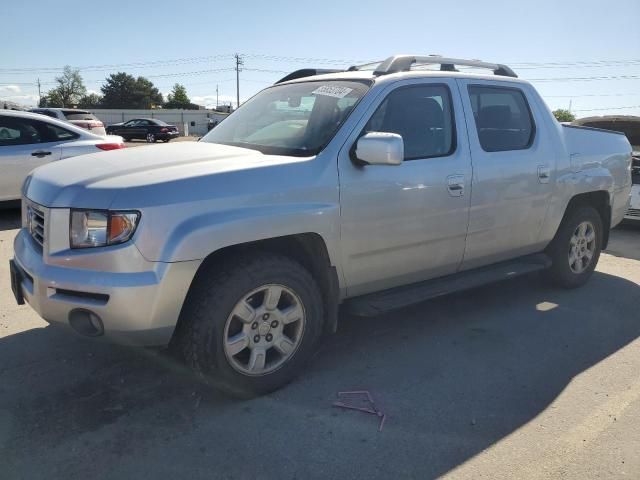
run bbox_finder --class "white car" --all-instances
[0,110,124,202]
[626,152,640,222]
[30,108,107,136]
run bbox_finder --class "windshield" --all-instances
[200,80,370,156]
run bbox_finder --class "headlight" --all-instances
[70,210,140,248]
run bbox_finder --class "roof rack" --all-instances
[275,68,344,84]
[371,55,518,78]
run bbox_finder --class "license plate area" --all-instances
[9,259,25,305]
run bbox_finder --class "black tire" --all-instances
[545,206,603,288]
[163,139,170,143]
[146,133,156,143]
[178,252,324,398]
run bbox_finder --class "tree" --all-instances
[167,84,190,104]
[164,83,199,109]
[553,109,575,123]
[43,66,86,107]
[78,93,102,109]
[100,72,163,109]
[133,76,163,109]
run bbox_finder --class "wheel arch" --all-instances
[171,233,341,348]
[556,190,612,249]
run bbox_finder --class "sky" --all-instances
[1,0,639,117]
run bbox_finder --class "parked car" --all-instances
[105,118,179,143]
[11,55,632,398]
[30,108,107,136]
[0,110,124,202]
[572,116,640,223]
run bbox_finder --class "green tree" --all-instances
[100,72,163,109]
[78,93,102,109]
[133,76,163,109]
[553,109,576,123]
[164,83,199,109]
[43,66,86,107]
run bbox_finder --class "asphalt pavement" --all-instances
[1,208,639,480]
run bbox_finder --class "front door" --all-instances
[456,80,554,270]
[338,79,472,296]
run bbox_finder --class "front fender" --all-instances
[136,202,341,267]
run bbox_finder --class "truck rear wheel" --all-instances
[179,252,323,398]
[545,206,603,288]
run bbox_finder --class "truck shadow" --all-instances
[0,207,20,232]
[1,270,639,479]
[606,222,640,261]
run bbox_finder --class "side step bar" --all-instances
[345,253,551,317]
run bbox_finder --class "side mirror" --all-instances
[354,132,404,166]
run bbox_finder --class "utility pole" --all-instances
[37,78,42,106]
[568,99,573,113]
[234,53,243,110]
[216,84,219,108]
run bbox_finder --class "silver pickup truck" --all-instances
[10,55,632,397]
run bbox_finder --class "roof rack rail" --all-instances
[372,55,518,78]
[275,68,344,84]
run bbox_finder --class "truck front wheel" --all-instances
[179,252,323,398]
[545,206,603,288]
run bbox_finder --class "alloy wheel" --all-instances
[223,284,306,376]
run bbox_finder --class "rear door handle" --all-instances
[31,151,52,158]
[446,174,465,197]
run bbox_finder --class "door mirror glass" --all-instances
[355,132,404,166]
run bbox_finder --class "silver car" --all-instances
[11,55,633,397]
[30,108,107,136]
[0,110,124,202]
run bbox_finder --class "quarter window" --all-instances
[364,84,455,160]
[468,86,535,152]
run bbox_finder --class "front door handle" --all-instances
[538,165,551,184]
[31,151,52,158]
[446,174,465,197]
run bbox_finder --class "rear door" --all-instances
[338,79,472,296]
[457,80,554,269]
[0,116,63,201]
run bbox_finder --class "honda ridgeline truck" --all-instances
[10,55,633,397]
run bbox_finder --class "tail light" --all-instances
[160,127,168,133]
[96,143,125,151]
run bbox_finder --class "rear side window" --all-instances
[468,86,535,152]
[43,123,79,141]
[364,84,455,160]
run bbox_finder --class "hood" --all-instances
[26,142,308,209]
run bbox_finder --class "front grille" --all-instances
[627,208,640,218]
[27,203,46,247]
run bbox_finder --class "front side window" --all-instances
[0,117,43,146]
[468,85,535,152]
[363,84,455,160]
[201,80,370,156]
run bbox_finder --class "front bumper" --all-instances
[624,184,640,221]
[12,228,200,346]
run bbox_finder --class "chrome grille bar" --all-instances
[28,203,46,247]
